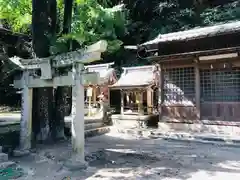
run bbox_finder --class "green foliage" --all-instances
[124,0,240,43]
[0,0,65,33]
[200,1,240,25]
[1,0,240,58]
[50,0,127,54]
[0,0,32,32]
[0,0,128,54]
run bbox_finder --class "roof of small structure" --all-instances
[142,21,240,46]
[110,65,156,89]
[85,62,116,85]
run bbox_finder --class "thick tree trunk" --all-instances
[52,0,74,140]
[52,87,67,140]
[36,88,54,142]
[31,88,39,147]
[63,0,73,34]
[32,0,56,142]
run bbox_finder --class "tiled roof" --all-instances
[111,65,155,88]
[85,62,116,85]
[143,21,240,46]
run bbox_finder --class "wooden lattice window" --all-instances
[163,67,195,105]
[200,68,240,102]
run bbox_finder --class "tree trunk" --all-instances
[36,88,54,142]
[63,0,73,34]
[52,0,74,140]
[32,0,56,143]
[52,87,67,140]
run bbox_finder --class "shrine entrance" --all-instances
[9,40,107,165]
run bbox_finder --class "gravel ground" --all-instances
[9,132,240,180]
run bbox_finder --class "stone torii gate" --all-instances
[10,40,107,166]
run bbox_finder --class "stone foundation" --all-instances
[111,114,158,129]
[158,121,240,136]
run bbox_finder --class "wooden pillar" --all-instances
[107,87,110,105]
[147,88,153,114]
[137,92,140,113]
[88,95,92,116]
[86,86,93,116]
[120,90,124,114]
[19,71,33,151]
[93,86,97,105]
[139,91,143,115]
[159,64,164,120]
[195,63,201,119]
[71,63,85,162]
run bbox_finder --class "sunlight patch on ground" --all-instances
[86,168,135,180]
[105,148,138,154]
[216,161,240,170]
[187,170,240,180]
[105,131,141,140]
[162,170,240,180]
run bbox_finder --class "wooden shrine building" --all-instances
[84,62,117,116]
[135,21,240,125]
[110,65,159,127]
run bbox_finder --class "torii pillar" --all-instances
[70,62,85,163]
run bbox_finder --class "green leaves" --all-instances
[200,1,240,25]
[69,0,127,52]
[0,0,32,32]
[1,0,127,55]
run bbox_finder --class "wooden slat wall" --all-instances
[158,58,240,123]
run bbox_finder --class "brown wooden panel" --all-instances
[162,105,198,120]
[201,102,240,122]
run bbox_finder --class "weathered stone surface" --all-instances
[0,153,8,162]
[85,126,110,138]
[0,161,16,169]
[85,122,103,131]
[13,149,30,157]
[64,159,88,171]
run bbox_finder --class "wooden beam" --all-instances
[159,64,164,119]
[93,87,97,105]
[120,90,124,114]
[138,91,143,115]
[85,62,114,69]
[147,88,152,114]
[88,96,92,117]
[194,62,201,119]
[147,46,240,62]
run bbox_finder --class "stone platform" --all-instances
[158,121,240,137]
[0,113,110,150]
[111,114,158,129]
[0,113,105,133]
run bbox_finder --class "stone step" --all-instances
[0,161,16,169]
[85,122,103,131]
[0,153,8,162]
[84,118,103,124]
[13,149,30,157]
[85,126,110,138]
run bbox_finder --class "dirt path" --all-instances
[10,132,240,180]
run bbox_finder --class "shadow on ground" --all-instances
[8,133,240,180]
